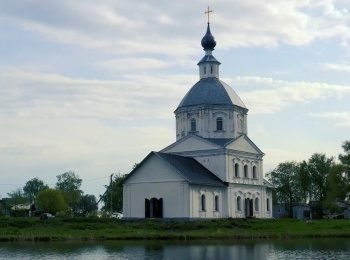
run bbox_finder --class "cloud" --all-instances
[223,76,350,114]
[322,63,350,72]
[94,58,171,72]
[310,112,350,127]
[1,0,350,56]
[0,66,195,121]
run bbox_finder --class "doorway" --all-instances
[145,198,163,218]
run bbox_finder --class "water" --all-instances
[0,238,349,259]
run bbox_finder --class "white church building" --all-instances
[122,21,273,219]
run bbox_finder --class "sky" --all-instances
[1,0,350,200]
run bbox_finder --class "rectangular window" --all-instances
[216,118,223,131]
[190,119,196,131]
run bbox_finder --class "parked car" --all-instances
[40,213,54,219]
[111,212,123,219]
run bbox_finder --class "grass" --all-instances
[0,217,349,242]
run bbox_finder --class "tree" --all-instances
[267,161,301,217]
[56,171,83,213]
[338,140,350,202]
[306,153,333,206]
[56,171,82,192]
[23,178,49,204]
[7,188,28,217]
[298,160,312,203]
[100,173,128,213]
[37,189,67,214]
[325,163,346,212]
[78,194,98,217]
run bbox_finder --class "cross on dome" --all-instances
[204,6,213,23]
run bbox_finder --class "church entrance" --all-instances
[145,198,163,218]
[244,198,253,217]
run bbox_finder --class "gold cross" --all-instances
[204,6,213,23]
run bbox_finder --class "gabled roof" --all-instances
[226,134,265,155]
[160,134,225,153]
[122,151,226,187]
[155,152,226,187]
[203,138,234,147]
[263,179,274,188]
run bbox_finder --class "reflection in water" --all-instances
[0,239,349,260]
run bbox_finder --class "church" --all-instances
[122,15,273,219]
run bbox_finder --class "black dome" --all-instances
[201,23,216,50]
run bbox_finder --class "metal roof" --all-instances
[155,152,226,187]
[177,77,246,109]
[203,138,234,147]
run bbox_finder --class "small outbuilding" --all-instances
[293,204,323,220]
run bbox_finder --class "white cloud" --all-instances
[1,0,350,55]
[322,62,350,72]
[95,58,171,72]
[224,76,350,114]
[310,112,350,127]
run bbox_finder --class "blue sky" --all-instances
[1,0,349,199]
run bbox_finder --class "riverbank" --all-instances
[0,217,349,242]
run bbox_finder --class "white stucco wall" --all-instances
[123,154,191,218]
[175,106,248,140]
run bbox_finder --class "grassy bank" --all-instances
[0,217,349,242]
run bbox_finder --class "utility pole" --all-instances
[110,173,114,214]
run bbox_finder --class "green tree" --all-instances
[23,178,49,204]
[325,163,346,213]
[267,161,301,217]
[55,171,83,213]
[100,173,128,213]
[298,160,312,203]
[78,194,98,216]
[306,153,333,206]
[56,171,82,192]
[37,189,67,214]
[7,188,28,217]
[338,140,350,202]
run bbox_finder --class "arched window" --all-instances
[204,66,206,74]
[234,163,239,177]
[201,194,206,211]
[190,118,196,132]
[252,166,257,179]
[267,198,270,211]
[210,66,213,74]
[216,117,223,131]
[244,165,248,178]
[237,196,241,211]
[214,195,219,211]
[255,198,259,211]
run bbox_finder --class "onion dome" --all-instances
[201,23,216,50]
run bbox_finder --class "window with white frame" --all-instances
[237,196,241,211]
[190,118,196,132]
[216,117,223,131]
[244,165,248,178]
[201,194,206,211]
[234,163,239,177]
[252,166,257,179]
[255,198,259,211]
[214,195,219,211]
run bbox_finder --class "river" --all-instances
[0,238,349,259]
